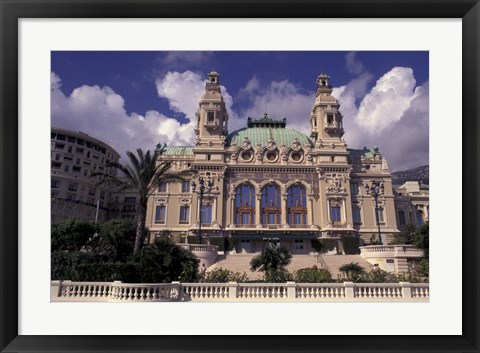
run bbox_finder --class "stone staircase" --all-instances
[207,253,373,281]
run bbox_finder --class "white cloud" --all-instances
[234,79,314,134]
[355,67,417,133]
[155,70,206,120]
[345,52,366,75]
[51,73,196,161]
[334,65,428,171]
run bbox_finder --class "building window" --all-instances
[155,205,166,224]
[327,113,334,125]
[330,206,341,222]
[287,185,307,225]
[67,146,73,153]
[261,184,281,224]
[51,161,61,169]
[179,206,190,224]
[207,111,214,122]
[181,180,190,193]
[377,207,385,223]
[100,191,105,199]
[235,184,255,225]
[64,165,69,172]
[68,183,77,192]
[352,207,362,224]
[351,183,359,195]
[158,182,167,193]
[51,179,61,189]
[88,187,95,196]
[55,154,61,161]
[294,239,304,250]
[201,205,212,225]
[398,210,406,226]
[416,210,424,225]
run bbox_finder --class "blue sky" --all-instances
[51,51,429,171]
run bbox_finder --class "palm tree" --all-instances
[250,243,292,273]
[93,146,189,255]
[339,262,365,281]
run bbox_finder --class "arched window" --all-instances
[261,184,281,224]
[287,185,307,225]
[235,184,255,225]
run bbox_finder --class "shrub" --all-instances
[264,268,293,283]
[341,237,360,254]
[98,219,136,261]
[204,268,248,283]
[131,236,199,283]
[51,218,99,251]
[338,262,366,281]
[294,266,333,283]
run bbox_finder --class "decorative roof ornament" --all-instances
[247,113,287,128]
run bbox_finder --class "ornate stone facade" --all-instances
[144,70,421,253]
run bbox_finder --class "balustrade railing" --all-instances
[360,245,424,257]
[51,281,429,302]
[177,244,218,253]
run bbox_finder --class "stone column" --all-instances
[400,282,412,299]
[344,281,355,299]
[286,281,296,299]
[307,197,313,225]
[281,194,288,225]
[230,195,235,225]
[255,196,262,225]
[228,281,238,299]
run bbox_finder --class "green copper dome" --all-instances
[225,114,313,148]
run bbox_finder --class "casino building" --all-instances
[145,70,404,253]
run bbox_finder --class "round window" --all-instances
[266,151,277,162]
[241,150,253,162]
[291,151,303,162]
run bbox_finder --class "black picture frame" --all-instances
[1,1,479,352]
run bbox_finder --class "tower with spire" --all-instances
[194,69,229,148]
[310,72,345,145]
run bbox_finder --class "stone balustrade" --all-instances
[176,243,218,267]
[360,245,424,258]
[51,280,429,302]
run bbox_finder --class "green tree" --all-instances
[98,219,137,261]
[413,222,429,258]
[250,244,292,273]
[339,262,366,281]
[391,223,417,244]
[51,218,99,251]
[92,147,188,255]
[132,235,199,283]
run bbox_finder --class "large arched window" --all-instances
[261,184,281,224]
[235,184,255,225]
[287,185,307,225]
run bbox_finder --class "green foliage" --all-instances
[131,236,199,283]
[369,234,381,245]
[51,218,99,252]
[294,266,332,283]
[98,219,136,261]
[341,237,360,254]
[413,222,429,258]
[339,262,366,281]
[391,224,417,244]
[415,259,429,278]
[92,147,190,254]
[250,244,292,272]
[264,268,294,283]
[204,268,248,283]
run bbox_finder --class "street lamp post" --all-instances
[192,177,212,245]
[365,180,385,246]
